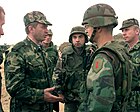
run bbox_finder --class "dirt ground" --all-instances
[0,63,64,112]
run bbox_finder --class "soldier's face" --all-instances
[72,33,85,47]
[0,12,5,38]
[84,24,93,38]
[32,23,48,44]
[121,25,139,44]
[42,34,52,44]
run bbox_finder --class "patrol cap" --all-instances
[48,29,53,35]
[23,11,52,27]
[120,18,139,30]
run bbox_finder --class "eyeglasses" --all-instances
[84,24,91,30]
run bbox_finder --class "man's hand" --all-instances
[44,87,63,102]
[58,94,64,103]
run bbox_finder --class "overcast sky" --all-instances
[0,0,140,45]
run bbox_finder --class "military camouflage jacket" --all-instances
[127,40,140,111]
[4,38,54,112]
[61,45,86,103]
[130,40,140,85]
[78,41,133,112]
[43,44,58,77]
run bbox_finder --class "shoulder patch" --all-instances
[92,57,103,73]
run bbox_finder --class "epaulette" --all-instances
[12,41,26,52]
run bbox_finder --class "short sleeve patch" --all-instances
[92,58,103,73]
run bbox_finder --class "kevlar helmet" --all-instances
[69,26,88,43]
[82,3,118,28]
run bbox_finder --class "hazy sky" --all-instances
[0,0,140,45]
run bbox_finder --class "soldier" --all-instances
[120,18,140,112]
[41,29,58,71]
[4,11,63,112]
[42,29,59,112]
[41,28,58,75]
[0,6,5,112]
[42,29,54,48]
[54,26,89,112]
[78,3,134,112]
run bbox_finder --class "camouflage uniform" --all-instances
[4,11,55,112]
[63,45,87,112]
[43,42,58,77]
[120,18,140,112]
[53,26,92,112]
[43,29,55,48]
[78,4,134,112]
[128,41,140,112]
[42,32,59,112]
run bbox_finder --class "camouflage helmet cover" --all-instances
[119,18,139,30]
[82,3,118,28]
[59,42,71,53]
[113,33,124,41]
[48,29,53,35]
[69,26,88,43]
[24,11,52,27]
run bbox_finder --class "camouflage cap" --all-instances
[23,11,52,27]
[120,18,139,30]
[48,29,53,35]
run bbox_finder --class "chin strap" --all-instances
[89,27,98,43]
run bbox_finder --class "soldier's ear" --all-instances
[28,25,35,32]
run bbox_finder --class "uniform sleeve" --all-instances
[4,51,44,104]
[86,53,116,112]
